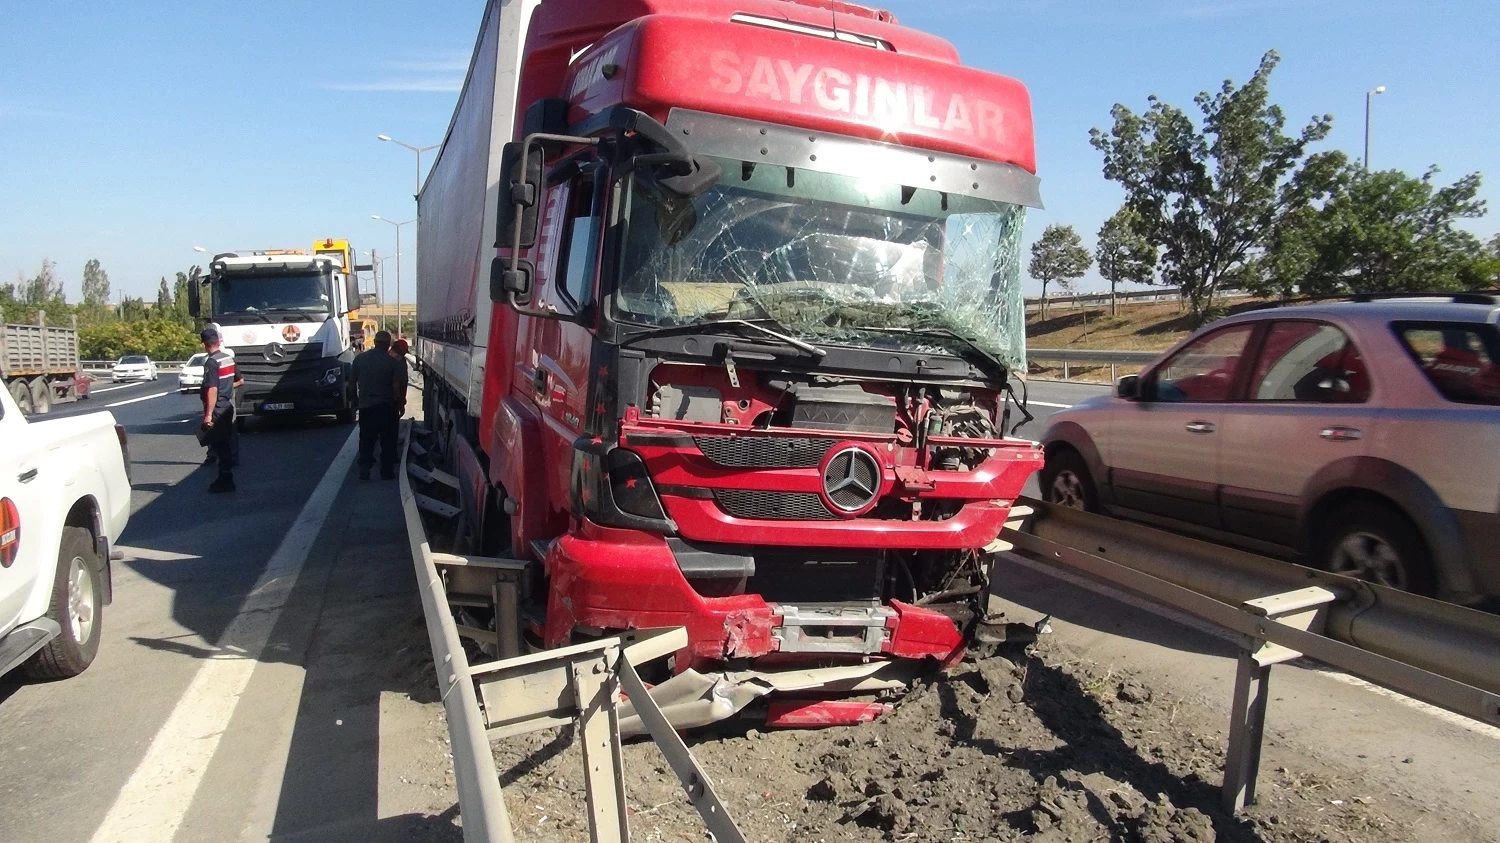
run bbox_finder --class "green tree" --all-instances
[1262,167,1492,296]
[120,296,148,322]
[82,258,111,306]
[1028,224,1092,320]
[155,276,173,316]
[1096,208,1158,315]
[1089,50,1342,322]
[22,259,66,308]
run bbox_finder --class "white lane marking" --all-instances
[89,383,146,394]
[90,428,360,843]
[105,391,172,408]
[1028,400,1074,409]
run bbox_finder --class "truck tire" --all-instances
[29,377,52,415]
[9,380,34,414]
[1315,500,1435,596]
[23,527,105,679]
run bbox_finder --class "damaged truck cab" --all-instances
[416,0,1043,723]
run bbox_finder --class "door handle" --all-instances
[1320,426,1363,442]
[18,467,38,483]
[1184,421,1215,434]
[531,367,548,393]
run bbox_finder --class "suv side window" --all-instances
[1394,322,1500,406]
[1152,324,1255,402]
[1249,321,1369,403]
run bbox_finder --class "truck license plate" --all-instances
[262,402,294,411]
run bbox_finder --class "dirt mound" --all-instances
[491,645,1419,842]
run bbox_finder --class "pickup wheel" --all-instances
[1040,447,1098,512]
[9,380,33,414]
[1315,501,1435,595]
[23,527,104,679]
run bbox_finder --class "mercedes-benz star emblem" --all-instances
[264,342,287,363]
[822,446,881,514]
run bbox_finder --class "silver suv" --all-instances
[1039,296,1500,603]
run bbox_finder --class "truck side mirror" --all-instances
[497,141,543,252]
[344,273,360,316]
[491,257,533,303]
[188,279,202,317]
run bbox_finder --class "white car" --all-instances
[111,355,158,383]
[178,353,208,392]
[0,379,131,678]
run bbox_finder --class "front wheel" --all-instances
[1315,501,1435,595]
[24,527,104,679]
[1039,447,1099,512]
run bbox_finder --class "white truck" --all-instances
[0,381,131,679]
[189,250,362,429]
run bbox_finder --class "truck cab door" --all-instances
[518,163,607,518]
[0,394,46,632]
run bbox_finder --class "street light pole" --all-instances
[371,216,414,337]
[1364,85,1386,169]
[377,135,439,197]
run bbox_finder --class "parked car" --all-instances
[111,355,158,383]
[177,353,208,392]
[1039,296,1500,603]
[0,377,131,678]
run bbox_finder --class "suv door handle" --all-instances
[1320,426,1363,442]
[18,467,38,483]
[1185,421,1215,434]
[531,366,548,393]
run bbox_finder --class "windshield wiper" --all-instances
[221,311,275,325]
[622,319,826,358]
[849,325,1010,378]
[623,319,826,388]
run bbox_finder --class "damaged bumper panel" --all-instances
[617,660,926,736]
[544,520,967,665]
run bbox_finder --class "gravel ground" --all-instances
[480,636,1470,843]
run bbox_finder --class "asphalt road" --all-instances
[0,379,454,842]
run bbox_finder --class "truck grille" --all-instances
[714,489,837,521]
[694,436,833,468]
[234,343,327,384]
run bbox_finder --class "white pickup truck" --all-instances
[0,380,131,679]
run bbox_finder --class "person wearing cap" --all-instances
[350,330,407,481]
[199,327,244,493]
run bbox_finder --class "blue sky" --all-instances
[2,0,1496,301]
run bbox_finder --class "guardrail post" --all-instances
[1222,586,1337,813]
[1110,364,1117,383]
[1222,651,1272,811]
[1062,360,1069,380]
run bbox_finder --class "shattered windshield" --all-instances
[614,156,1027,371]
[211,271,333,322]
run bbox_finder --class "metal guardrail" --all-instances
[399,425,515,843]
[1026,348,1157,382]
[1004,498,1500,811]
[400,421,746,842]
[81,360,187,374]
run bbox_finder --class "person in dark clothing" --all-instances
[351,330,407,481]
[198,328,244,493]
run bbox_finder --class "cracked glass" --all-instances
[615,156,1028,372]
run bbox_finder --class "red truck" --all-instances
[416,0,1043,726]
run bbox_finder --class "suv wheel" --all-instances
[1040,448,1098,512]
[1317,502,1434,595]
